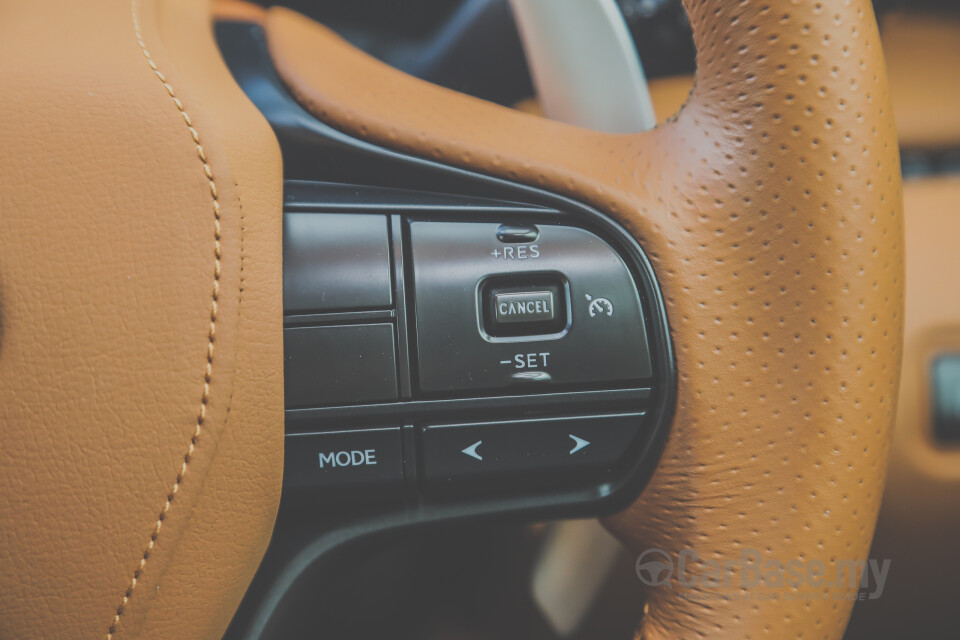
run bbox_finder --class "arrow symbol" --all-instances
[462,440,483,461]
[569,435,590,455]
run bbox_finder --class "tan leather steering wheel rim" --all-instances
[262,0,904,637]
[0,1,283,639]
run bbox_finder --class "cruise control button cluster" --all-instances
[410,221,652,393]
[419,413,645,486]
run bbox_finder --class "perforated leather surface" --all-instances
[265,1,903,637]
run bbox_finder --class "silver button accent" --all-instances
[511,371,552,382]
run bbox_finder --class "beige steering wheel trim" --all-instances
[263,1,904,637]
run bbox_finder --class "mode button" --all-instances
[284,427,404,495]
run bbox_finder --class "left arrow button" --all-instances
[462,440,483,461]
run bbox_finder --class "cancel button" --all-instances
[494,290,556,324]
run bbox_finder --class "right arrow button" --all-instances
[569,434,590,454]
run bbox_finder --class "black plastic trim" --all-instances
[283,309,395,327]
[391,214,414,399]
[286,387,651,429]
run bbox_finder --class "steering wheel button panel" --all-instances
[269,183,669,509]
[410,221,652,393]
[419,413,645,489]
[284,428,404,493]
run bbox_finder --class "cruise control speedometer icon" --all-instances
[585,293,614,318]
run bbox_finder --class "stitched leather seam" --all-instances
[106,3,223,638]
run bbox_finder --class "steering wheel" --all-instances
[0,0,903,639]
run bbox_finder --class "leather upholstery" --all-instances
[0,1,283,639]
[264,1,903,638]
